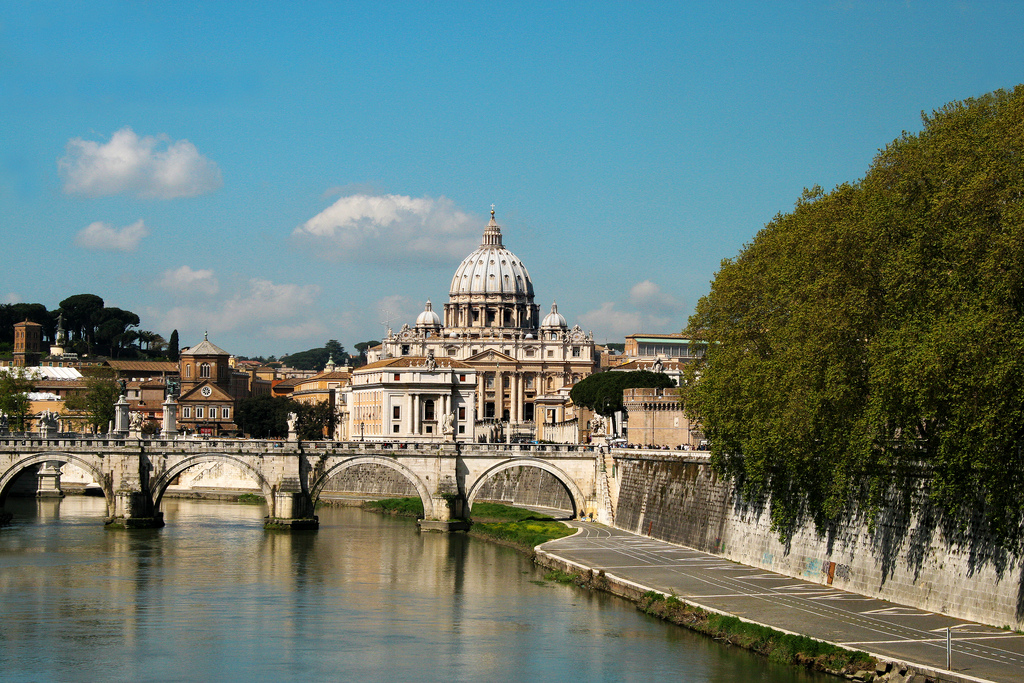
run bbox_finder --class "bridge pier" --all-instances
[418,493,471,532]
[264,490,318,530]
[106,490,164,529]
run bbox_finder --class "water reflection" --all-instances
[0,497,830,682]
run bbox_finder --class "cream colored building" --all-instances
[370,209,597,434]
[348,356,477,442]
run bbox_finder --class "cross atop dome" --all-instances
[482,204,503,247]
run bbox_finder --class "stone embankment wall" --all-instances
[472,465,573,512]
[612,452,1024,630]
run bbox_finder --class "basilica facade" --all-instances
[369,209,597,431]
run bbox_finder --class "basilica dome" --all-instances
[415,300,442,328]
[449,210,534,298]
[541,302,567,329]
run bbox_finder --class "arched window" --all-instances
[200,363,211,378]
[185,364,191,378]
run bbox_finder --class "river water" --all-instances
[0,496,832,682]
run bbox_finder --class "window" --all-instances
[424,400,435,421]
[401,345,410,355]
[394,373,401,381]
[485,375,494,388]
[393,405,401,419]
[222,407,230,420]
[525,376,534,389]
[185,364,192,378]
[572,346,580,357]
[209,407,218,419]
[458,425,465,434]
[182,407,191,418]
[459,374,466,382]
[392,424,400,434]
[547,350,554,357]
[458,407,466,419]
[200,363,211,378]
[196,407,204,419]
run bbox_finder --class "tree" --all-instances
[0,368,36,431]
[295,400,334,440]
[353,340,380,366]
[282,340,351,371]
[64,373,120,433]
[237,394,293,438]
[570,370,675,416]
[168,329,180,361]
[59,294,104,351]
[682,85,1024,548]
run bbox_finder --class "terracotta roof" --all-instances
[356,356,473,371]
[310,370,351,381]
[181,336,229,357]
[106,360,179,373]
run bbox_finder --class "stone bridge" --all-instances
[0,436,609,531]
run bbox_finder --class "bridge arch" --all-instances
[149,453,275,510]
[0,451,111,511]
[466,457,584,516]
[310,455,436,519]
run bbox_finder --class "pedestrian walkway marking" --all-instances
[861,607,934,616]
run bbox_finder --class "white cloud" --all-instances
[629,280,685,316]
[157,278,321,343]
[59,127,222,199]
[3,292,20,304]
[292,193,479,264]
[157,266,219,296]
[579,281,686,340]
[74,219,149,251]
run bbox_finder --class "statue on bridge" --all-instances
[129,411,144,434]
[38,410,59,436]
[287,412,298,441]
[441,410,455,440]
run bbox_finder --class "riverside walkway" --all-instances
[537,522,1024,683]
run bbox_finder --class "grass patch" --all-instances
[471,520,574,548]
[237,493,265,505]
[362,497,424,518]
[470,501,557,523]
[636,591,874,674]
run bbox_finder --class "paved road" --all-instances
[538,522,1024,683]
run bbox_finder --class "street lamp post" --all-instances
[360,421,364,442]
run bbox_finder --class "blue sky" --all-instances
[2,1,1023,357]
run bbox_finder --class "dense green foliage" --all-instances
[167,329,179,361]
[236,394,335,439]
[569,370,675,416]
[64,372,120,432]
[0,368,36,431]
[280,339,349,371]
[683,86,1024,547]
[236,394,293,438]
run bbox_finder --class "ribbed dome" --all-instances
[449,210,534,298]
[415,300,442,328]
[541,302,567,328]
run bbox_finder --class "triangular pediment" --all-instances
[179,381,233,402]
[464,349,519,365]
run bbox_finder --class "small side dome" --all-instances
[541,302,567,328]
[416,300,442,328]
